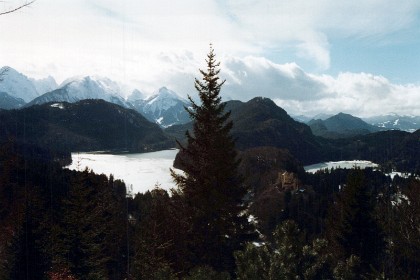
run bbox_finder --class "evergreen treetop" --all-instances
[172,45,254,273]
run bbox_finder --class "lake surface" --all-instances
[304,160,379,173]
[66,149,180,194]
[66,152,413,192]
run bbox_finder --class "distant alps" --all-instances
[0,66,419,132]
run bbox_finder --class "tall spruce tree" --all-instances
[326,169,384,275]
[172,45,254,273]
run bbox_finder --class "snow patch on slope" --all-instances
[50,103,65,109]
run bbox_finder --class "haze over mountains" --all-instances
[1,66,419,133]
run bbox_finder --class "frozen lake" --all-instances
[66,152,414,192]
[66,149,180,194]
[304,160,379,173]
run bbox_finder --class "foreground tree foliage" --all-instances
[130,188,190,278]
[235,220,360,280]
[377,179,420,278]
[171,45,255,273]
[326,169,384,275]
[0,141,128,279]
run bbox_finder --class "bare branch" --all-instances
[0,0,35,16]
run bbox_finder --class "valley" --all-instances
[0,66,419,279]
[2,1,420,277]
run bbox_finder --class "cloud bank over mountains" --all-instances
[3,56,420,118]
[157,56,420,118]
[1,0,419,117]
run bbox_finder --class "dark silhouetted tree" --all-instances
[130,188,187,279]
[326,169,384,275]
[377,179,420,278]
[172,45,254,273]
[234,220,361,280]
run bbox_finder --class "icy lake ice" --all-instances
[66,150,405,194]
[66,149,180,194]
[304,160,379,173]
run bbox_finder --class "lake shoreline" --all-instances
[65,149,180,194]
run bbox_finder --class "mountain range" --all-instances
[170,98,420,172]
[308,112,380,138]
[0,66,419,134]
[293,112,419,135]
[170,97,324,165]
[26,76,130,109]
[363,114,420,132]
[0,90,418,172]
[128,87,190,128]
[0,67,191,128]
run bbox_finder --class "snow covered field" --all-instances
[304,160,379,173]
[66,149,180,194]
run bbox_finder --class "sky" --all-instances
[1,0,420,117]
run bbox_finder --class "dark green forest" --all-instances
[1,141,419,279]
[1,48,419,279]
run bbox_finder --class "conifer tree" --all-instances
[55,171,127,279]
[326,169,383,275]
[172,45,254,272]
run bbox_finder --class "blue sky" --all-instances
[0,0,419,116]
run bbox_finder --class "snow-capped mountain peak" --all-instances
[147,87,187,102]
[129,87,190,128]
[127,89,146,102]
[0,66,40,102]
[26,75,130,108]
[145,87,187,112]
[59,76,124,99]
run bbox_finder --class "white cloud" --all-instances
[2,0,419,81]
[1,0,420,117]
[217,56,420,117]
[221,56,327,101]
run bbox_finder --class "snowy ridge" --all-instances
[63,76,124,99]
[129,87,190,128]
[0,67,39,102]
[144,87,188,113]
[363,114,420,132]
[27,76,131,108]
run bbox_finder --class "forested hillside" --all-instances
[0,99,172,154]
